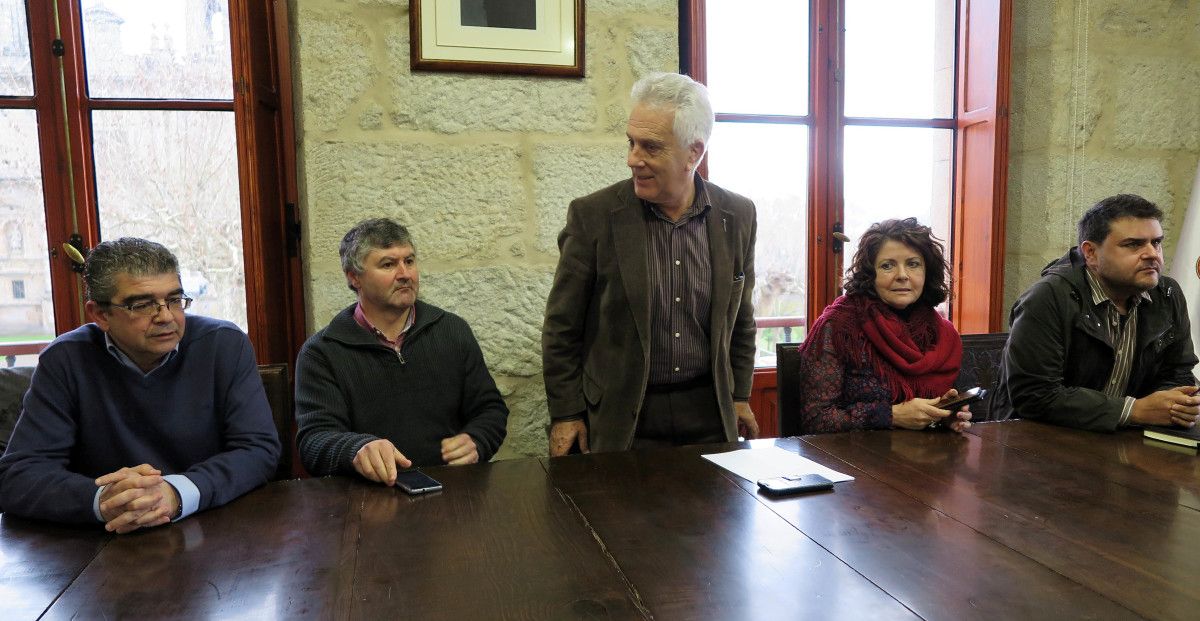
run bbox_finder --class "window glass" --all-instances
[92,109,247,329]
[842,126,954,291]
[706,0,809,116]
[708,122,809,365]
[844,0,955,119]
[0,109,53,366]
[0,0,34,96]
[81,0,233,100]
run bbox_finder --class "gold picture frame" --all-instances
[410,0,585,77]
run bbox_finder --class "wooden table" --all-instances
[3,420,1197,620]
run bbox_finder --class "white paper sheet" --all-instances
[702,446,854,484]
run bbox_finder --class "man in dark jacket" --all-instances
[996,194,1199,430]
[295,219,508,484]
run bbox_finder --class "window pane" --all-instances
[842,126,953,290]
[92,110,247,330]
[0,0,34,96]
[81,0,233,100]
[706,1,809,116]
[707,122,809,365]
[0,109,54,366]
[844,0,955,119]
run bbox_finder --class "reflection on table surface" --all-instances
[2,421,1197,620]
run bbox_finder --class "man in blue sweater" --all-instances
[0,238,279,533]
[295,219,508,484]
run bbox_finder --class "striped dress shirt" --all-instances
[1083,268,1151,426]
[645,181,713,386]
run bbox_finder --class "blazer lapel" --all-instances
[612,184,652,353]
[708,202,735,339]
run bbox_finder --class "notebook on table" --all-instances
[1143,425,1200,449]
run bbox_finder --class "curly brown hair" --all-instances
[843,218,949,306]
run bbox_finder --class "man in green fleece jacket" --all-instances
[295,219,508,485]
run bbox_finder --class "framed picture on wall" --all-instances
[410,0,585,77]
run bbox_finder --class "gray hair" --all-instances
[339,218,415,292]
[83,237,180,303]
[630,72,714,150]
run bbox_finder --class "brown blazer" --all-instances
[541,177,758,452]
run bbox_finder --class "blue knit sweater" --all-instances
[0,316,280,524]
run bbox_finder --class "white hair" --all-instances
[630,72,714,151]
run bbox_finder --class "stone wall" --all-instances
[289,1,1200,459]
[1006,0,1200,309]
[290,0,679,458]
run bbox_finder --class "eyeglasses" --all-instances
[103,296,193,317]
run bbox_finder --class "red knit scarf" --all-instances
[803,294,962,402]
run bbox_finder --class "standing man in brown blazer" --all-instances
[542,72,760,455]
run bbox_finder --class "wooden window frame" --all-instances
[683,0,1011,335]
[951,0,1011,333]
[5,0,304,366]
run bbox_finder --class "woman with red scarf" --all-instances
[797,218,972,434]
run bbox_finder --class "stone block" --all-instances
[1010,0,1066,51]
[1111,58,1200,151]
[359,101,385,130]
[492,376,550,460]
[1003,249,1067,312]
[589,0,676,15]
[307,264,357,332]
[419,266,555,378]
[1006,152,1076,257]
[294,7,378,133]
[1055,61,1106,150]
[384,25,601,134]
[305,140,526,263]
[1014,54,1102,151]
[1094,0,1200,43]
[588,20,624,113]
[627,26,678,80]
[1008,50,1074,153]
[1078,154,1173,214]
[532,142,629,254]
[603,101,629,135]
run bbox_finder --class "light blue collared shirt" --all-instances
[92,334,200,523]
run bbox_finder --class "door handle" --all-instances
[62,234,87,273]
[832,222,850,253]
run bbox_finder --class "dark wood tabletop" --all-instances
[3,420,1196,620]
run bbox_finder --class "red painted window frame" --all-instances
[6,0,304,366]
[683,0,1011,335]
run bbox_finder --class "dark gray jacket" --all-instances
[995,248,1198,430]
[296,300,508,472]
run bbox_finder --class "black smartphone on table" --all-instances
[934,387,987,411]
[395,470,443,495]
[757,473,835,496]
